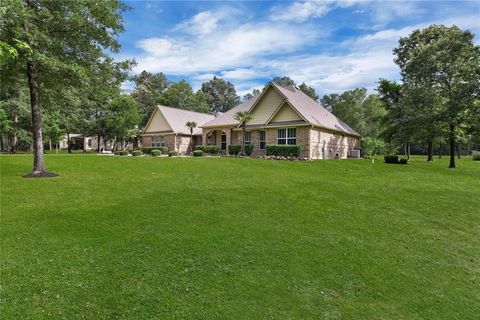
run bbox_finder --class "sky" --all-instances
[118,0,480,97]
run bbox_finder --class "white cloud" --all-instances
[128,3,480,98]
[133,22,320,74]
[174,7,239,35]
[270,1,333,22]
[270,0,365,22]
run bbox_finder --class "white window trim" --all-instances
[277,128,296,145]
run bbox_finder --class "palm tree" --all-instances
[234,111,252,155]
[185,121,197,153]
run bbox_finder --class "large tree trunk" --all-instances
[438,143,442,158]
[427,141,433,161]
[24,61,56,177]
[97,134,101,153]
[83,133,87,152]
[407,142,411,160]
[449,124,456,168]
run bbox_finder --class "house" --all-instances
[141,105,216,154]
[200,82,361,159]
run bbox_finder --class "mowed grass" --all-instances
[1,155,479,319]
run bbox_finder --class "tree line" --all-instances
[0,0,478,176]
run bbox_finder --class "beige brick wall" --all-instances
[234,127,310,158]
[310,128,359,159]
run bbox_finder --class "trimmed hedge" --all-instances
[228,144,241,155]
[195,145,220,155]
[399,158,408,164]
[151,149,161,156]
[193,150,203,157]
[384,155,399,164]
[168,150,177,157]
[244,144,254,156]
[473,151,480,161]
[193,145,205,152]
[119,150,129,156]
[141,146,168,154]
[265,144,301,157]
[132,150,142,157]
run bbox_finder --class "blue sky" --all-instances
[118,0,480,97]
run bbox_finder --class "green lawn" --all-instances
[1,155,479,319]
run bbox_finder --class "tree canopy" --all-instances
[201,76,240,114]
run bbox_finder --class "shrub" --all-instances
[228,144,241,155]
[204,145,220,155]
[114,150,122,156]
[244,144,254,156]
[132,150,142,157]
[142,146,168,154]
[168,150,177,157]
[265,144,301,158]
[119,150,129,156]
[399,158,408,164]
[193,145,206,152]
[151,149,161,156]
[473,151,480,161]
[384,155,399,164]
[193,150,203,157]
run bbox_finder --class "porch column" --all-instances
[202,130,207,145]
[225,128,231,155]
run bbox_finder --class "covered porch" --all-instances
[202,128,237,155]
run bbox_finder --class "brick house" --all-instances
[141,106,215,154]
[200,82,361,159]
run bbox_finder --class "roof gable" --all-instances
[144,106,215,135]
[271,83,360,136]
[200,82,360,136]
[144,107,173,133]
[268,101,304,124]
[245,86,285,125]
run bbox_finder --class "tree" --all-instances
[377,79,414,158]
[159,80,209,113]
[234,111,252,155]
[201,76,240,114]
[321,88,368,135]
[0,108,12,151]
[393,25,480,168]
[131,71,169,126]
[185,121,197,153]
[104,95,140,150]
[243,88,261,101]
[298,82,319,101]
[43,111,64,151]
[1,0,128,177]
[271,76,319,100]
[272,76,295,87]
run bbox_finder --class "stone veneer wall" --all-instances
[310,128,359,159]
[141,134,195,154]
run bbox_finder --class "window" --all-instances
[221,132,227,150]
[244,131,251,144]
[259,130,266,150]
[277,128,296,145]
[151,136,164,147]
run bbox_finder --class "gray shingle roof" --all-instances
[200,96,259,128]
[201,83,360,136]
